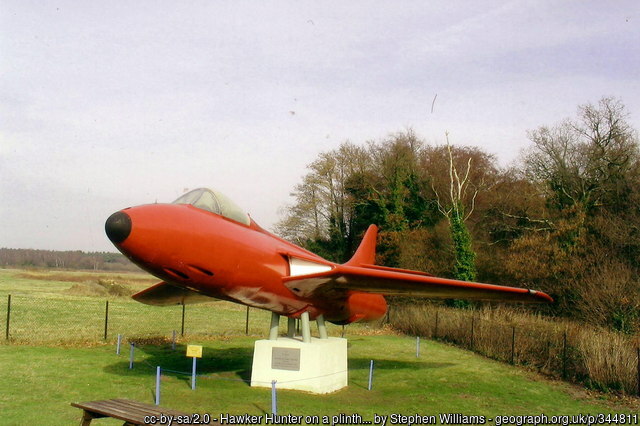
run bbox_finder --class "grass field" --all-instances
[0,268,638,424]
[0,268,360,343]
[1,336,637,425]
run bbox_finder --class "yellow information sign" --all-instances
[186,344,203,358]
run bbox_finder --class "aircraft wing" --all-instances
[283,264,552,303]
[132,281,216,306]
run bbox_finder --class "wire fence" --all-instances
[1,294,274,344]
[389,303,640,397]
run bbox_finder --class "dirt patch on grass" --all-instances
[63,279,135,297]
[126,335,174,346]
[16,271,148,297]
[64,282,109,297]
[352,323,400,336]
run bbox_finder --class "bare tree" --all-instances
[524,97,638,214]
[427,135,488,282]
[431,135,480,222]
[275,142,370,260]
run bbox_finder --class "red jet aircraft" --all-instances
[105,188,552,325]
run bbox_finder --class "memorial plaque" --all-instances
[271,347,301,371]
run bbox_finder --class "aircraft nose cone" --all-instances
[105,211,132,244]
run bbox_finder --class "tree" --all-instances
[275,142,370,262]
[510,97,640,328]
[523,97,638,217]
[277,131,438,264]
[363,130,433,231]
[423,136,498,282]
[347,131,438,266]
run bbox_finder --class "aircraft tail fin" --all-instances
[345,224,378,266]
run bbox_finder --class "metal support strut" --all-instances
[316,314,328,339]
[287,317,296,338]
[301,311,311,343]
[269,312,280,340]
[273,311,327,342]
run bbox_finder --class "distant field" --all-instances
[0,268,155,298]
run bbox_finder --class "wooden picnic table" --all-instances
[71,398,215,425]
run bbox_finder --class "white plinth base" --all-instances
[250,337,348,394]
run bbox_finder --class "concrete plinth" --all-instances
[250,337,348,394]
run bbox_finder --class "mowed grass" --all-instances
[0,268,360,343]
[0,268,638,424]
[1,336,637,425]
[1,291,355,344]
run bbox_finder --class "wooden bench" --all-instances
[71,398,212,425]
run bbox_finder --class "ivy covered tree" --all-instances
[429,140,481,282]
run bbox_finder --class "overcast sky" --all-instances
[1,1,638,252]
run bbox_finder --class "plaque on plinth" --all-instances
[250,337,348,394]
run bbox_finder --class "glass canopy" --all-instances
[172,188,250,226]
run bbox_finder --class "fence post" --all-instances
[562,331,567,379]
[510,326,516,365]
[104,300,109,340]
[191,357,197,390]
[470,314,475,350]
[245,306,250,335]
[546,339,551,364]
[368,360,374,390]
[155,366,161,405]
[181,303,186,337]
[636,347,639,397]
[5,294,11,340]
[434,310,439,339]
[271,380,277,415]
[129,343,135,369]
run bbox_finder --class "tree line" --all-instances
[276,97,640,333]
[0,248,140,272]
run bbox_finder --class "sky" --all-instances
[1,0,639,252]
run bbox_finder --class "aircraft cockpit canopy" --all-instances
[172,188,251,226]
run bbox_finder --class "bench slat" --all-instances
[71,398,199,425]
[111,398,191,417]
[94,399,168,418]
[73,401,149,422]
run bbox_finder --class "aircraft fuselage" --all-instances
[107,203,386,323]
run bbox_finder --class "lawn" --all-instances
[0,268,371,343]
[0,336,637,425]
[0,268,637,424]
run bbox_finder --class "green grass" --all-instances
[0,268,154,298]
[0,268,372,343]
[0,268,637,424]
[1,292,359,344]
[0,336,636,425]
